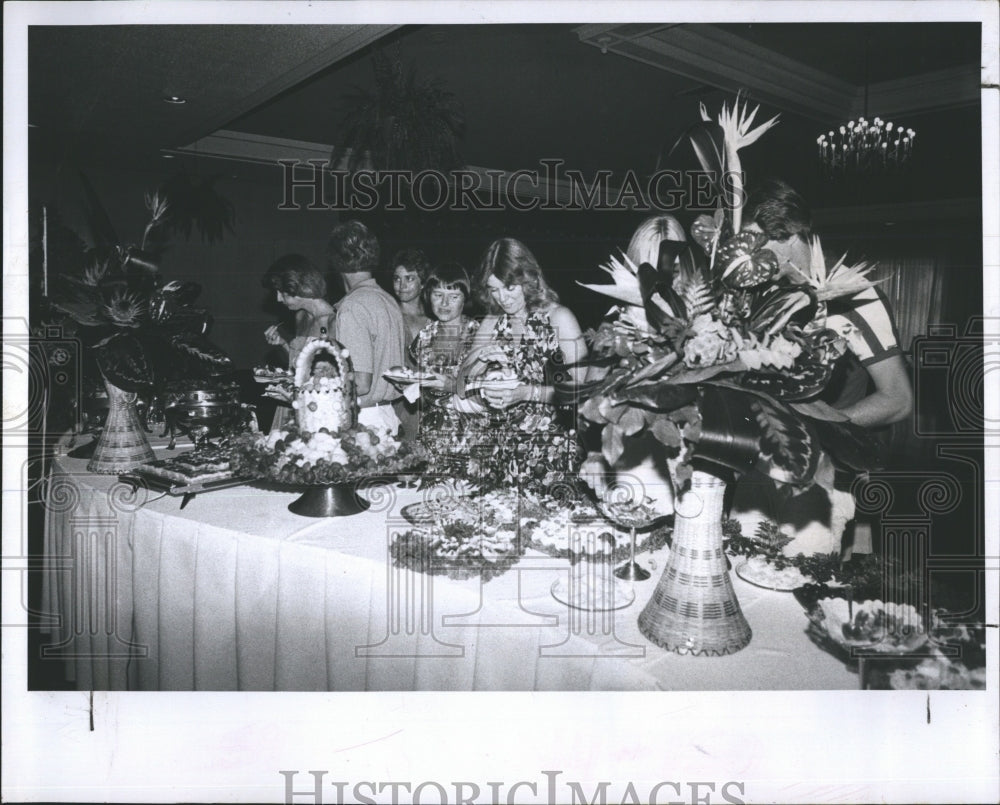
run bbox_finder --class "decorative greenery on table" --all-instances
[41,173,235,394]
[230,424,429,486]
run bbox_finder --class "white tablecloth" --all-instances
[40,447,858,691]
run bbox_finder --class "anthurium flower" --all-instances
[716,231,780,287]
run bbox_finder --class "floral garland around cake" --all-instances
[231,423,428,486]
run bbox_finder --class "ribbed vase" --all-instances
[87,375,155,474]
[638,468,752,656]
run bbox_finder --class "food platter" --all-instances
[735,556,812,592]
[253,367,293,383]
[383,368,442,385]
[118,470,252,509]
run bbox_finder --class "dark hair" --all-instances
[327,220,380,275]
[474,237,559,314]
[745,179,812,242]
[423,262,471,312]
[390,248,431,283]
[262,253,327,299]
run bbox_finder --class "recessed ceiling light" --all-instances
[161,153,175,159]
[163,95,187,105]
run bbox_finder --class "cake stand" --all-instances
[286,480,371,517]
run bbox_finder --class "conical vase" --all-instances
[638,468,752,656]
[87,375,155,474]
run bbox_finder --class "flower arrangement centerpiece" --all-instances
[43,173,235,472]
[569,95,886,655]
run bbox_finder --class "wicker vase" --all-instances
[87,375,155,474]
[638,468,752,656]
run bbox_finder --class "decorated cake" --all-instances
[291,339,357,434]
[231,338,428,486]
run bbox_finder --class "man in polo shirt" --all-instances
[328,220,406,434]
[732,179,913,557]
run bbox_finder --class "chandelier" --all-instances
[817,31,916,176]
[817,117,916,175]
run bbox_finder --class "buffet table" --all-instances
[40,444,858,691]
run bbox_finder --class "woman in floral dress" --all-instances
[408,263,480,475]
[457,237,587,492]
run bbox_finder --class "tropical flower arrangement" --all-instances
[570,95,884,496]
[230,423,429,486]
[42,173,236,394]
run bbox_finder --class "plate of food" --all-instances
[383,366,444,386]
[806,597,928,654]
[253,366,293,383]
[735,555,813,592]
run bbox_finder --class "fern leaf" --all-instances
[679,276,716,319]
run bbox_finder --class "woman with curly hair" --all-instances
[455,237,587,491]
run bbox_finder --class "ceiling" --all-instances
[28,22,983,208]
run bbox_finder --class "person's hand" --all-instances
[481,382,530,410]
[451,393,486,415]
[422,373,455,394]
[264,325,287,348]
[263,383,293,404]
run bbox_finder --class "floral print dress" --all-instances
[410,317,481,474]
[464,311,582,492]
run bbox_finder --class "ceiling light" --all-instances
[816,32,915,177]
[817,118,915,175]
[162,95,187,105]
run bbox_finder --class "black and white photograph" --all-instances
[4,1,998,803]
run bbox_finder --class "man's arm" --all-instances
[353,371,373,397]
[838,353,913,427]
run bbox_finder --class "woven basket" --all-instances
[638,468,752,656]
[87,374,155,474]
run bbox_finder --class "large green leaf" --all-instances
[94,332,153,391]
[750,396,820,484]
[807,418,885,472]
[169,333,232,372]
[617,382,698,411]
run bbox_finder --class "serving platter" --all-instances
[118,470,252,509]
